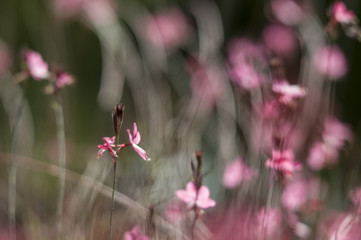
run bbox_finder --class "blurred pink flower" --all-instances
[25,50,49,80]
[142,8,190,49]
[222,158,258,188]
[272,80,306,104]
[262,24,298,56]
[313,46,347,80]
[227,38,266,66]
[307,141,338,171]
[176,182,216,209]
[322,117,352,148]
[349,187,361,213]
[163,200,185,223]
[266,149,302,176]
[271,0,306,25]
[321,213,361,240]
[127,123,150,161]
[97,136,118,159]
[282,177,321,211]
[124,226,150,240]
[56,71,74,88]
[229,62,263,90]
[256,207,283,239]
[332,2,355,24]
[186,58,224,111]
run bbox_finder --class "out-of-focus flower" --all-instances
[272,80,306,104]
[127,123,150,161]
[312,46,347,80]
[222,158,258,188]
[322,117,352,148]
[266,149,302,176]
[124,226,150,240]
[0,42,12,77]
[56,71,75,88]
[97,136,118,159]
[307,141,339,170]
[163,200,185,223]
[332,2,356,24]
[25,50,49,80]
[262,24,298,57]
[349,187,361,213]
[282,177,321,211]
[229,62,263,90]
[321,213,361,240]
[308,117,351,170]
[54,0,114,20]
[186,57,224,111]
[176,182,216,209]
[271,0,306,26]
[141,8,190,49]
[227,38,267,90]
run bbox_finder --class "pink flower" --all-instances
[282,177,321,211]
[141,8,190,49]
[349,187,361,214]
[229,62,263,90]
[25,50,49,80]
[265,149,302,176]
[272,80,306,104]
[97,136,118,159]
[271,0,306,26]
[127,123,150,161]
[332,2,355,24]
[307,141,339,171]
[322,117,352,148]
[56,72,74,88]
[176,182,216,209]
[222,158,258,188]
[163,200,185,223]
[262,24,298,57]
[124,226,150,240]
[313,46,347,80]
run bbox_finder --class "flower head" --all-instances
[176,182,216,209]
[56,71,74,88]
[25,50,49,80]
[127,123,150,161]
[223,158,258,188]
[97,136,118,159]
[272,80,306,104]
[313,46,347,80]
[332,2,355,24]
[124,226,150,240]
[266,149,302,176]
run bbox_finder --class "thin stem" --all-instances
[8,81,27,240]
[109,160,117,240]
[54,95,66,240]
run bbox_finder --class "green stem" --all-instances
[109,160,117,240]
[54,95,66,240]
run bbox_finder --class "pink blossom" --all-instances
[282,177,321,211]
[229,62,263,90]
[163,200,185,223]
[25,50,49,80]
[322,117,352,148]
[271,0,306,26]
[262,24,298,56]
[222,158,258,188]
[124,226,150,240]
[176,182,216,209]
[307,141,339,171]
[227,38,266,66]
[349,187,361,213]
[322,213,361,240]
[97,136,118,159]
[332,2,355,24]
[127,123,150,161]
[56,72,74,88]
[265,149,302,176]
[141,8,190,49]
[272,80,306,104]
[313,46,347,80]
